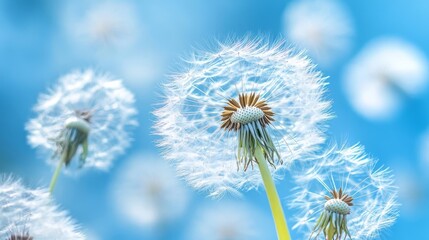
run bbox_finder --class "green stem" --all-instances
[49,152,66,193]
[326,221,335,240]
[255,146,291,240]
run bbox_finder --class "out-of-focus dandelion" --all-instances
[155,37,331,239]
[344,38,428,120]
[110,153,189,231]
[289,143,399,240]
[393,164,425,217]
[62,0,138,49]
[0,176,85,240]
[26,69,137,192]
[283,0,353,66]
[186,201,270,240]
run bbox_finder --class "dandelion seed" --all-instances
[0,176,85,239]
[110,153,189,229]
[344,38,428,120]
[289,143,399,239]
[186,201,270,240]
[26,69,137,192]
[283,0,353,66]
[155,37,331,239]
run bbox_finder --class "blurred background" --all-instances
[0,0,428,239]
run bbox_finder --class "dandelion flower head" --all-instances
[111,153,189,227]
[155,37,331,197]
[26,69,137,171]
[283,0,353,65]
[344,38,428,120]
[289,143,399,239]
[0,176,85,240]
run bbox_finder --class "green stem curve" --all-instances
[255,145,291,240]
[49,152,66,193]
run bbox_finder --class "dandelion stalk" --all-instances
[49,152,66,193]
[255,145,291,240]
[326,221,336,240]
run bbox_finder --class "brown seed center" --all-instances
[220,93,274,131]
[324,188,354,207]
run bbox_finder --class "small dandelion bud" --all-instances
[26,69,137,192]
[289,144,399,239]
[0,176,85,239]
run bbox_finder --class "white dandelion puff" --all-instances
[283,0,353,66]
[0,176,85,240]
[154,37,331,198]
[186,201,271,240]
[26,69,137,191]
[62,0,138,49]
[344,38,428,120]
[155,37,330,239]
[289,143,399,239]
[393,164,425,217]
[110,153,189,228]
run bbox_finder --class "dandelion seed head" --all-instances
[283,0,353,65]
[26,69,137,171]
[111,153,189,227]
[289,143,399,239]
[344,38,428,120]
[155,37,331,197]
[0,176,85,240]
[324,195,351,215]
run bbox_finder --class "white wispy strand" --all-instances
[289,143,399,239]
[154,37,331,197]
[283,0,353,66]
[344,38,428,120]
[186,201,269,240]
[111,153,189,227]
[26,69,137,170]
[0,176,85,240]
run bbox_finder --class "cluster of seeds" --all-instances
[221,93,274,131]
